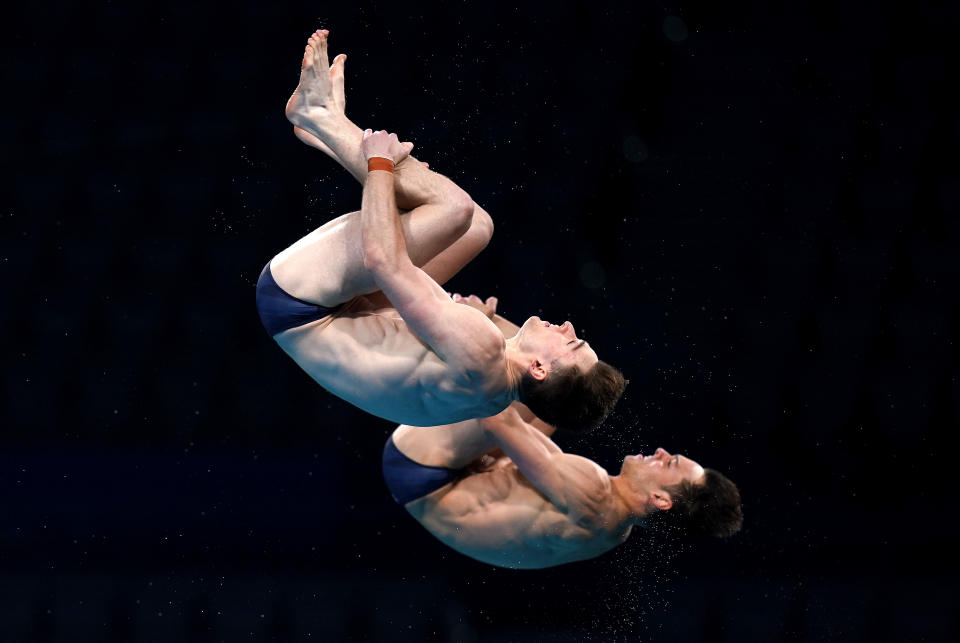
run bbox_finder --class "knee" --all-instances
[440,187,471,234]
[469,203,494,248]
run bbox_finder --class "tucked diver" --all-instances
[257,28,625,433]
[384,299,743,569]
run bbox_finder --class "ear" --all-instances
[528,359,548,382]
[650,490,673,512]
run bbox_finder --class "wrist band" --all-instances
[367,157,395,173]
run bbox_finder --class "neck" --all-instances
[501,338,527,401]
[608,474,654,526]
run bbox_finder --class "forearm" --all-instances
[360,169,407,271]
[307,117,470,210]
[483,408,562,460]
[492,314,520,338]
[485,421,555,463]
[482,415,565,504]
[510,401,557,439]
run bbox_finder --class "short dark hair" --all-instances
[665,468,743,538]
[518,360,627,434]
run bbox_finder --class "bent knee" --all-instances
[470,203,494,247]
[446,188,475,235]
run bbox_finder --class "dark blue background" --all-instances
[4,0,959,640]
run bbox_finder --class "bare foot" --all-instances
[285,29,346,139]
[293,125,337,158]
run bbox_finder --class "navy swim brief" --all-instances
[255,261,340,336]
[382,434,461,505]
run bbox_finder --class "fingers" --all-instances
[361,130,413,164]
[450,293,497,317]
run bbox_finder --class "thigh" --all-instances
[269,210,367,308]
[269,202,474,308]
[392,422,498,469]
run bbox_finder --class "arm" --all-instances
[491,314,519,338]
[359,131,501,368]
[451,293,520,339]
[449,294,557,441]
[451,294,519,337]
[480,407,605,516]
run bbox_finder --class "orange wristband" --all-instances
[367,157,395,173]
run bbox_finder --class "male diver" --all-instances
[383,297,743,569]
[258,28,625,432]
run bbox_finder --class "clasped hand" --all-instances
[451,293,498,319]
[361,129,414,164]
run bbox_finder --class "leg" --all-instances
[392,400,555,469]
[297,117,494,294]
[269,201,489,308]
[294,121,495,296]
[285,31,456,211]
[392,420,497,469]
[276,29,492,306]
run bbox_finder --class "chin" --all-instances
[518,316,540,335]
[622,454,643,473]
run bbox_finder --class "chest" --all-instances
[419,472,610,568]
[287,309,504,425]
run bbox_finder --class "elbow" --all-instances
[362,246,390,273]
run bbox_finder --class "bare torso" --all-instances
[404,454,633,569]
[275,296,512,426]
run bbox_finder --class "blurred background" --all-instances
[3,0,959,640]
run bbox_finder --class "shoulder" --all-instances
[453,317,507,374]
[561,454,610,486]
[557,455,614,527]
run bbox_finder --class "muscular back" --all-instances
[405,454,632,569]
[276,296,512,426]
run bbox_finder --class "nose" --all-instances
[561,321,575,337]
[655,447,671,460]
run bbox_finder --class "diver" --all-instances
[383,297,743,569]
[258,28,625,432]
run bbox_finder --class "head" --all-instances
[514,317,626,433]
[619,448,743,538]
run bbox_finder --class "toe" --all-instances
[316,30,330,67]
[331,54,346,110]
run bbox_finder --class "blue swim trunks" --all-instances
[382,435,462,505]
[255,262,340,336]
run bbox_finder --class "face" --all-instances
[515,316,599,373]
[620,447,705,492]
